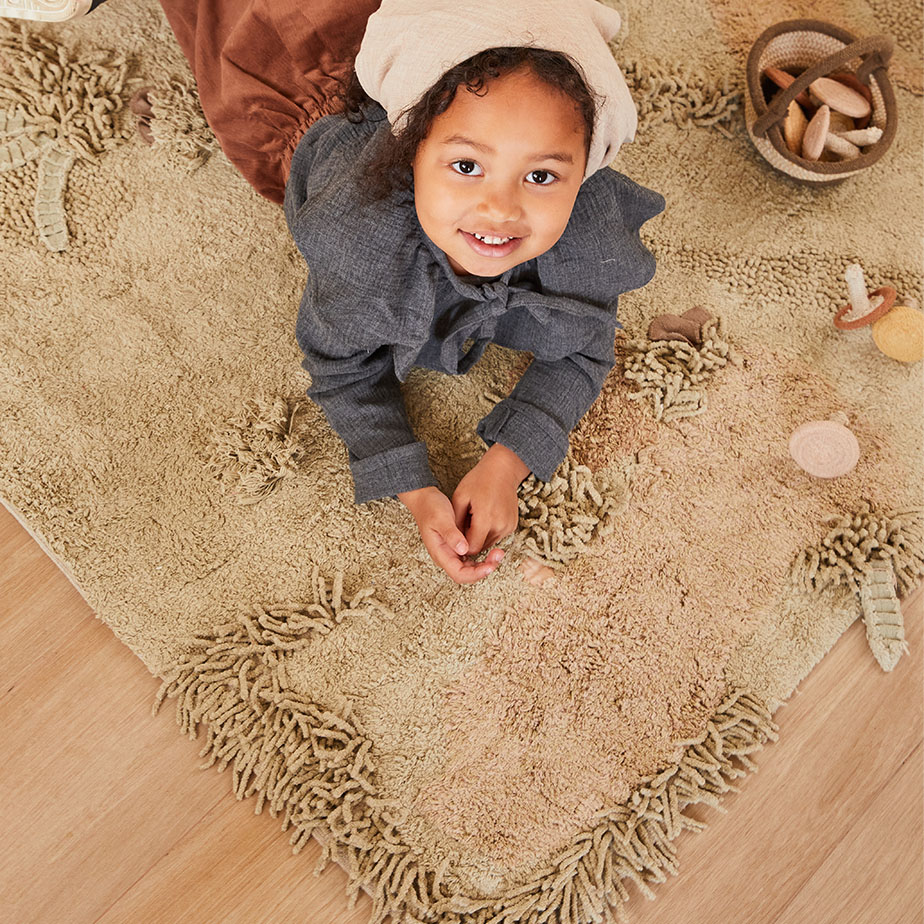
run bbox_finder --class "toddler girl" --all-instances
[286,0,664,584]
[5,0,665,585]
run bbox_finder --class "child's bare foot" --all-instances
[519,557,557,586]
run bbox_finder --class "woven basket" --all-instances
[745,19,897,183]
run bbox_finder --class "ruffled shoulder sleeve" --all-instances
[284,107,435,355]
[536,168,665,310]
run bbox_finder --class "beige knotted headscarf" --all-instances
[354,0,638,180]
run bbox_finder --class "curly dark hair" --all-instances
[339,46,597,201]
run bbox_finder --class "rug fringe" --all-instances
[155,588,778,924]
[516,455,630,567]
[148,78,217,171]
[792,502,924,597]
[204,394,305,504]
[623,316,738,422]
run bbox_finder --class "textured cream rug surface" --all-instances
[1,0,922,921]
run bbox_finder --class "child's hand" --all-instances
[398,486,504,584]
[451,444,530,557]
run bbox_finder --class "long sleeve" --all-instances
[284,109,664,501]
[298,333,438,504]
[476,319,617,480]
[285,109,441,504]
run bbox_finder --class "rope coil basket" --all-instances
[745,19,897,183]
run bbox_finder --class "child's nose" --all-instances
[476,182,522,223]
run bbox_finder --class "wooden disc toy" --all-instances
[789,415,860,478]
[871,305,924,362]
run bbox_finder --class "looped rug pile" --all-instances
[1,0,921,921]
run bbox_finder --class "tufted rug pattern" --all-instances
[1,0,922,921]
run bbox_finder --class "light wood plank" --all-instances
[1,504,921,924]
[0,598,226,923]
[0,511,86,695]
[775,742,923,924]
[96,794,375,924]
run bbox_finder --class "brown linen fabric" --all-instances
[157,0,380,203]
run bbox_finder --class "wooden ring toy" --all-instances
[833,285,895,329]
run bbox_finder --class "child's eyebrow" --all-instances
[440,134,574,165]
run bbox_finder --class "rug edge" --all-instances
[153,599,780,924]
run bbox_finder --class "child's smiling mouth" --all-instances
[460,229,524,259]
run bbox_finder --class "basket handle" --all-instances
[752,33,894,137]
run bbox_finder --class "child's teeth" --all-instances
[474,233,512,245]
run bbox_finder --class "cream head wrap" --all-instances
[354,0,638,180]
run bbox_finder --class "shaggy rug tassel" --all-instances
[155,578,779,924]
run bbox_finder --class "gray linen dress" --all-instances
[283,104,665,504]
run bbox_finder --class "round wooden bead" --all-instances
[789,418,860,478]
[871,305,924,362]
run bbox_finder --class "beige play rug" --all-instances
[1,0,922,921]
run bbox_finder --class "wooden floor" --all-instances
[1,501,922,924]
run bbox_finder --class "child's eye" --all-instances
[526,170,557,185]
[450,160,483,176]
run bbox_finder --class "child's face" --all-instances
[412,66,588,277]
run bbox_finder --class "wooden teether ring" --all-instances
[833,286,896,329]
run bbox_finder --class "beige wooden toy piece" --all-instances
[826,110,855,133]
[860,560,908,672]
[801,105,830,161]
[782,99,808,154]
[823,132,860,159]
[830,71,873,128]
[809,76,872,119]
[788,412,860,478]
[835,126,882,146]
[871,305,924,363]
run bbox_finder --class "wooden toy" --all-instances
[782,99,808,154]
[647,306,714,345]
[834,126,882,146]
[808,76,871,119]
[801,104,830,161]
[789,413,860,478]
[834,263,894,329]
[834,263,923,362]
[871,305,924,362]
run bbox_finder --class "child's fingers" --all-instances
[431,519,469,557]
[450,492,471,533]
[428,535,498,584]
[464,518,491,558]
[485,548,505,566]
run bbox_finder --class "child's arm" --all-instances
[449,333,617,557]
[477,337,618,488]
[300,329,504,583]
[298,337,438,504]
